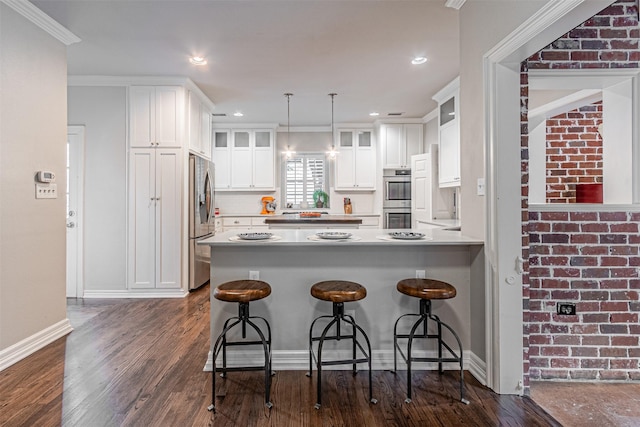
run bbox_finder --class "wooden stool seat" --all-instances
[310,280,366,303]
[214,280,271,303]
[397,278,456,300]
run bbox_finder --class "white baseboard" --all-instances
[468,351,487,385]
[83,289,188,298]
[0,319,73,372]
[203,348,486,382]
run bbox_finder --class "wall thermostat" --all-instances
[36,171,56,183]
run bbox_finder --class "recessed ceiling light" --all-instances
[411,56,428,65]
[233,112,244,117]
[189,56,207,66]
[369,112,380,117]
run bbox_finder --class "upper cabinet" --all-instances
[188,90,212,159]
[433,77,460,188]
[213,127,275,191]
[129,86,184,148]
[381,123,423,169]
[335,128,376,191]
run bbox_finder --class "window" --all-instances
[283,153,327,208]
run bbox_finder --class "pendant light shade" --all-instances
[283,93,295,158]
[327,93,338,158]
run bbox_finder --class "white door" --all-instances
[411,153,431,227]
[66,126,85,298]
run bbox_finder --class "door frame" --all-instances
[67,125,85,298]
[482,0,614,394]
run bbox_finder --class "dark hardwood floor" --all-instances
[0,285,559,426]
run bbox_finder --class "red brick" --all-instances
[570,370,598,379]
[541,324,569,334]
[552,223,580,232]
[600,234,628,244]
[571,347,598,357]
[540,370,569,380]
[529,312,551,323]
[540,346,569,356]
[630,348,640,357]
[582,268,610,278]
[541,256,569,266]
[529,357,549,368]
[555,268,581,277]
[541,279,570,289]
[611,335,638,346]
[602,301,631,311]
[611,246,638,255]
[582,335,609,346]
[541,212,569,221]
[551,358,580,368]
[582,359,608,369]
[581,291,609,301]
[611,360,639,370]
[581,246,609,256]
[553,335,581,345]
[601,324,630,334]
[600,347,628,357]
[571,323,599,334]
[576,301,600,312]
[552,245,580,255]
[599,370,628,380]
[611,267,639,278]
[571,280,599,289]
[551,290,579,299]
[600,280,629,289]
[610,312,638,322]
[582,313,609,323]
[529,335,552,345]
[543,234,570,244]
[599,212,628,221]
[571,212,598,221]
[571,234,599,244]
[529,222,550,232]
[610,223,638,233]
[580,223,609,232]
[530,267,550,277]
[611,290,639,300]
[570,256,598,267]
[601,257,628,267]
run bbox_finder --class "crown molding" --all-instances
[2,0,80,45]
[445,0,466,10]
[422,108,438,123]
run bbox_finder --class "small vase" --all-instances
[344,203,352,214]
[316,201,324,208]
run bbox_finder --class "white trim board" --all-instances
[0,319,73,372]
[203,349,486,384]
[83,290,188,299]
[1,0,80,45]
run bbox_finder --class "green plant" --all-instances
[313,190,329,206]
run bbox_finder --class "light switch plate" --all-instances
[476,178,485,196]
[36,183,58,199]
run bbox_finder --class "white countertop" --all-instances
[217,212,381,217]
[199,228,483,246]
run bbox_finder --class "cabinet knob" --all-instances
[234,220,239,224]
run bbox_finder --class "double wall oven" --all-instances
[383,169,411,229]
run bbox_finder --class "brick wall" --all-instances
[529,211,640,380]
[523,0,640,384]
[546,102,603,203]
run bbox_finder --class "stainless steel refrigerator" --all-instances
[189,154,215,290]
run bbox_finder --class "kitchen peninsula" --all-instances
[200,228,485,380]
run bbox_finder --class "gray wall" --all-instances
[68,87,127,291]
[1,5,68,349]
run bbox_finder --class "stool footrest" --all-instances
[214,365,269,373]
[220,340,270,348]
[318,357,370,367]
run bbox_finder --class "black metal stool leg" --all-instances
[405,314,426,403]
[315,317,338,409]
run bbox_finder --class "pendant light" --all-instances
[283,93,295,158]
[327,93,338,158]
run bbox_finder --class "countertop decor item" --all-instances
[313,190,329,208]
[237,232,273,240]
[389,232,425,240]
[344,197,352,214]
[316,231,352,240]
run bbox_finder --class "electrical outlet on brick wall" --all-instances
[557,302,576,316]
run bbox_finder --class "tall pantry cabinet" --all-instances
[127,81,213,294]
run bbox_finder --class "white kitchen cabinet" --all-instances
[433,77,460,188]
[188,90,212,159]
[381,123,423,169]
[128,148,182,289]
[222,216,268,232]
[130,86,183,148]
[214,128,275,191]
[335,129,375,191]
[213,130,231,189]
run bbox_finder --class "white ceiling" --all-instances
[33,0,460,127]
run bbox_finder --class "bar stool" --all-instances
[392,278,468,404]
[306,280,377,409]
[208,280,273,413]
